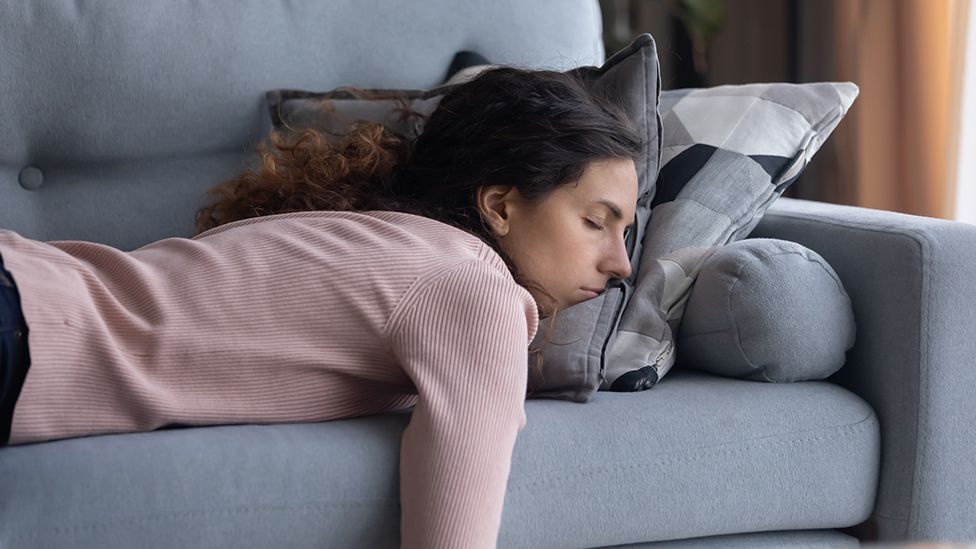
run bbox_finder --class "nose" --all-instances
[603,238,633,280]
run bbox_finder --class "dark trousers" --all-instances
[0,253,30,447]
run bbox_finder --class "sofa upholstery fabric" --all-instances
[0,369,878,548]
[751,197,976,541]
[0,0,604,249]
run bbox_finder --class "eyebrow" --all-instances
[596,200,635,229]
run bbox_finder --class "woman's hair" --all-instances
[195,66,642,392]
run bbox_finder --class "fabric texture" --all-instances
[266,33,664,402]
[676,238,855,382]
[604,82,859,391]
[0,368,879,549]
[0,0,603,250]
[0,210,538,549]
[752,196,976,541]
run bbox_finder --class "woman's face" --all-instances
[478,157,638,317]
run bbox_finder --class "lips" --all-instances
[580,288,604,299]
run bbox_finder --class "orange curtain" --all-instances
[831,0,970,219]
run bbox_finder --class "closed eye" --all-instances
[584,218,605,231]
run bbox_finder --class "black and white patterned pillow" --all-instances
[604,82,859,391]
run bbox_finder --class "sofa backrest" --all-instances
[0,0,604,250]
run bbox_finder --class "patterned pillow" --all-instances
[264,34,664,402]
[603,82,859,391]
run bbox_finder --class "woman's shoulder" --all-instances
[388,257,540,346]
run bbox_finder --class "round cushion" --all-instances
[676,238,856,382]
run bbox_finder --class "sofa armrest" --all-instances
[748,197,976,542]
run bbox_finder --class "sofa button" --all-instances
[18,166,44,190]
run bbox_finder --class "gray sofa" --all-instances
[1,1,974,548]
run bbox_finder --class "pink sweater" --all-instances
[0,210,540,549]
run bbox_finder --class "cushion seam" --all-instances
[508,412,878,491]
[727,260,758,376]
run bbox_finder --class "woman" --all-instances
[0,67,640,548]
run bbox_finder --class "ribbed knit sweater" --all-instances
[0,210,540,549]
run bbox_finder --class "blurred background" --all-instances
[599,0,975,223]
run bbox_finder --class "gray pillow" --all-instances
[603,81,859,391]
[675,238,856,382]
[264,34,664,403]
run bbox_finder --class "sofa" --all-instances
[1,1,974,548]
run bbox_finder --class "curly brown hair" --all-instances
[195,66,642,393]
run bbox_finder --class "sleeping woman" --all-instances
[0,66,640,549]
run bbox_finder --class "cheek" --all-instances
[512,235,561,286]
[542,230,591,281]
[510,213,586,285]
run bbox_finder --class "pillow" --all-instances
[264,34,664,403]
[603,81,859,390]
[676,238,856,382]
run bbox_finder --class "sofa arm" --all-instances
[748,197,976,542]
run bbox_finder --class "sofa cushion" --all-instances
[0,370,879,549]
[677,238,856,382]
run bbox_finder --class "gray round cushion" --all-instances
[676,238,856,382]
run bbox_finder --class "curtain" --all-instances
[825,0,969,219]
[608,0,971,219]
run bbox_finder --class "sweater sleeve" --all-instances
[386,259,538,549]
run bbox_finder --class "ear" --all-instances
[475,184,519,238]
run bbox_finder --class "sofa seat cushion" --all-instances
[506,369,879,548]
[0,370,878,549]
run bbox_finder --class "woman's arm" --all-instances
[387,259,538,549]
